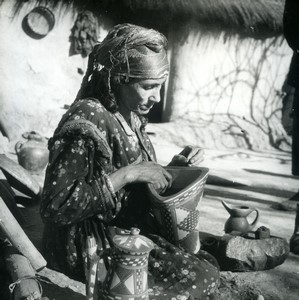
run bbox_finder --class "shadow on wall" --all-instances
[168,34,292,152]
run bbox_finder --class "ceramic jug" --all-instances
[15,131,49,174]
[102,227,154,300]
[222,200,259,234]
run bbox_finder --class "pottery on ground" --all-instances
[15,131,49,175]
[222,200,259,234]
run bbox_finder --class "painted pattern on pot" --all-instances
[102,228,154,300]
[147,167,209,254]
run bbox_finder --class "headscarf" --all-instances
[92,23,169,80]
[75,23,169,109]
[85,23,169,82]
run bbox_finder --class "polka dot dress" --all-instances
[148,235,219,299]
[40,98,220,297]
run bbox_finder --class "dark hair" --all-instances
[77,68,119,113]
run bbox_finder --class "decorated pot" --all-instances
[15,131,49,174]
[102,227,154,300]
[147,166,209,254]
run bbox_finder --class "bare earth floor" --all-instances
[1,124,299,300]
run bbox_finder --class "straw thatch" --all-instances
[126,0,284,32]
[8,0,285,37]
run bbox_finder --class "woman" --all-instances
[40,23,219,298]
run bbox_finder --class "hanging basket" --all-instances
[22,6,55,39]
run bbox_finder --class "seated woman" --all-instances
[40,23,219,299]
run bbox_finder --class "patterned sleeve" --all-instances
[40,136,116,225]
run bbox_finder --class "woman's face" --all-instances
[117,77,167,116]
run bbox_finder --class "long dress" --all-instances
[40,97,219,299]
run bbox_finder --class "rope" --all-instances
[9,275,43,299]
[124,37,130,82]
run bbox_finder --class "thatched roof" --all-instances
[11,0,285,38]
[127,0,284,32]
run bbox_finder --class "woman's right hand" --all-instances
[127,161,173,192]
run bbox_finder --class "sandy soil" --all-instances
[1,125,299,300]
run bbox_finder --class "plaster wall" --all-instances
[0,1,292,153]
[166,24,293,151]
[0,1,108,145]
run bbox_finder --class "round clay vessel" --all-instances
[15,131,49,174]
[222,200,259,234]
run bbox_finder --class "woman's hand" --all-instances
[126,161,173,192]
[169,145,204,167]
[183,145,204,166]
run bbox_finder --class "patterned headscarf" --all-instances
[91,23,169,80]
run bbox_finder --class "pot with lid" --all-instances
[102,227,154,300]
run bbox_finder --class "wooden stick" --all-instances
[3,241,42,300]
[0,196,47,271]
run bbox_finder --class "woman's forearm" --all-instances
[109,161,173,192]
[109,165,135,192]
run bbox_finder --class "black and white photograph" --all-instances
[0,1,298,299]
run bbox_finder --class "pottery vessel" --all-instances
[222,200,259,234]
[22,6,55,39]
[102,227,154,300]
[147,166,209,253]
[15,131,49,174]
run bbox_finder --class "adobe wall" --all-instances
[0,2,292,153]
[165,22,293,151]
[0,1,109,147]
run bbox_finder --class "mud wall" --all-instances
[0,2,292,153]
[0,0,109,146]
[165,22,293,151]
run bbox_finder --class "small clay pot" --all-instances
[222,200,259,234]
[15,131,49,174]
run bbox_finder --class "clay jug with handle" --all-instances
[222,200,259,234]
[15,131,49,174]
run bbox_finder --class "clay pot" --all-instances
[15,131,49,175]
[222,200,259,234]
[22,6,55,40]
[147,166,209,253]
[102,227,154,300]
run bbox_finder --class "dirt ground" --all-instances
[150,125,299,300]
[1,123,299,300]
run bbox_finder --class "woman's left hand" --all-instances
[169,145,204,167]
[182,145,204,166]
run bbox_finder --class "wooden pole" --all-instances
[0,196,47,271]
[3,241,42,300]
